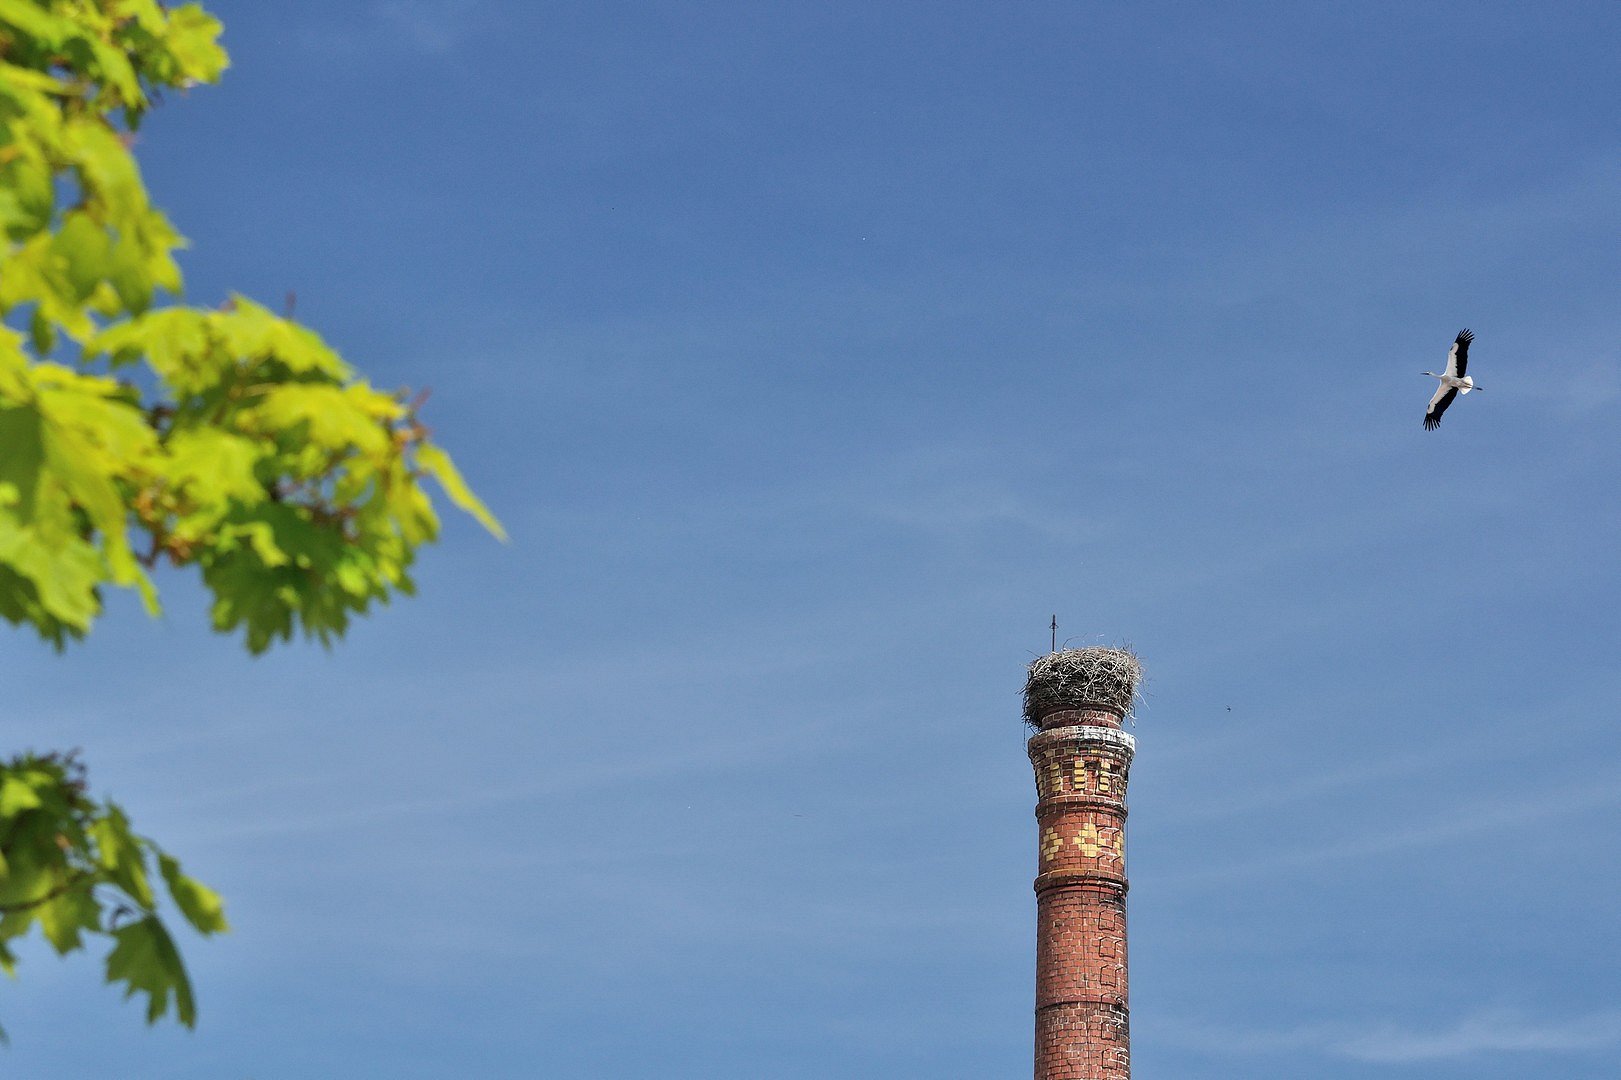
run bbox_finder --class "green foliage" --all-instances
[0,752,226,1037]
[1,0,503,652]
[0,0,503,1036]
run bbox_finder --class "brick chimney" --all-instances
[1024,647,1141,1080]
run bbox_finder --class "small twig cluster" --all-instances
[1022,647,1143,725]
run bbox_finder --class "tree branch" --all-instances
[0,871,92,915]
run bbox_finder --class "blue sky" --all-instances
[5,1,1621,1076]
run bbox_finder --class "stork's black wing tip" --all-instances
[1456,328,1474,344]
[1424,415,1440,430]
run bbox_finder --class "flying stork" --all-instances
[1422,329,1481,430]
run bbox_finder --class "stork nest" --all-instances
[1022,647,1143,724]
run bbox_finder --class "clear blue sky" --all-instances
[6,2,1621,1076]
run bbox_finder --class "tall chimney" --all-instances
[1024,647,1141,1080]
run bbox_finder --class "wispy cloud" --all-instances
[1161,769,1621,889]
[1170,1008,1621,1064]
[816,442,1116,542]
[1340,1008,1621,1063]
[164,724,835,846]
[299,1,487,59]
[1176,742,1489,821]
[1511,355,1621,416]
[371,0,484,55]
[1185,151,1621,311]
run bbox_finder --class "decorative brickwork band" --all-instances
[1024,648,1140,1080]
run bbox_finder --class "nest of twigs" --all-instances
[1022,647,1143,724]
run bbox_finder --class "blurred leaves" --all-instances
[0,753,225,1035]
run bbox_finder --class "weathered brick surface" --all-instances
[1034,1002,1130,1080]
[1036,887,1127,1008]
[1030,704,1133,1080]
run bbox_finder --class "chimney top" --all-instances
[1023,647,1142,727]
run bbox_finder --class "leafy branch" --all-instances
[0,870,91,914]
[1,0,504,1037]
[0,752,226,1035]
[1,1,502,653]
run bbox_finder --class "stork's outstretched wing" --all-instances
[1424,384,1457,430]
[1445,328,1473,379]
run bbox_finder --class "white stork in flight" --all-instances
[1422,329,1481,430]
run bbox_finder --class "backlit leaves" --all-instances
[1,3,502,651]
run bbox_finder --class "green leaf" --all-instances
[106,235,155,314]
[157,853,227,935]
[241,384,391,455]
[163,5,228,83]
[90,807,155,910]
[52,210,113,303]
[105,915,195,1026]
[163,427,264,506]
[0,508,108,632]
[86,307,210,380]
[0,773,43,816]
[0,63,68,95]
[86,34,144,107]
[415,443,505,540]
[0,0,68,44]
[37,881,99,955]
[0,401,47,518]
[0,151,54,240]
[28,309,55,356]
